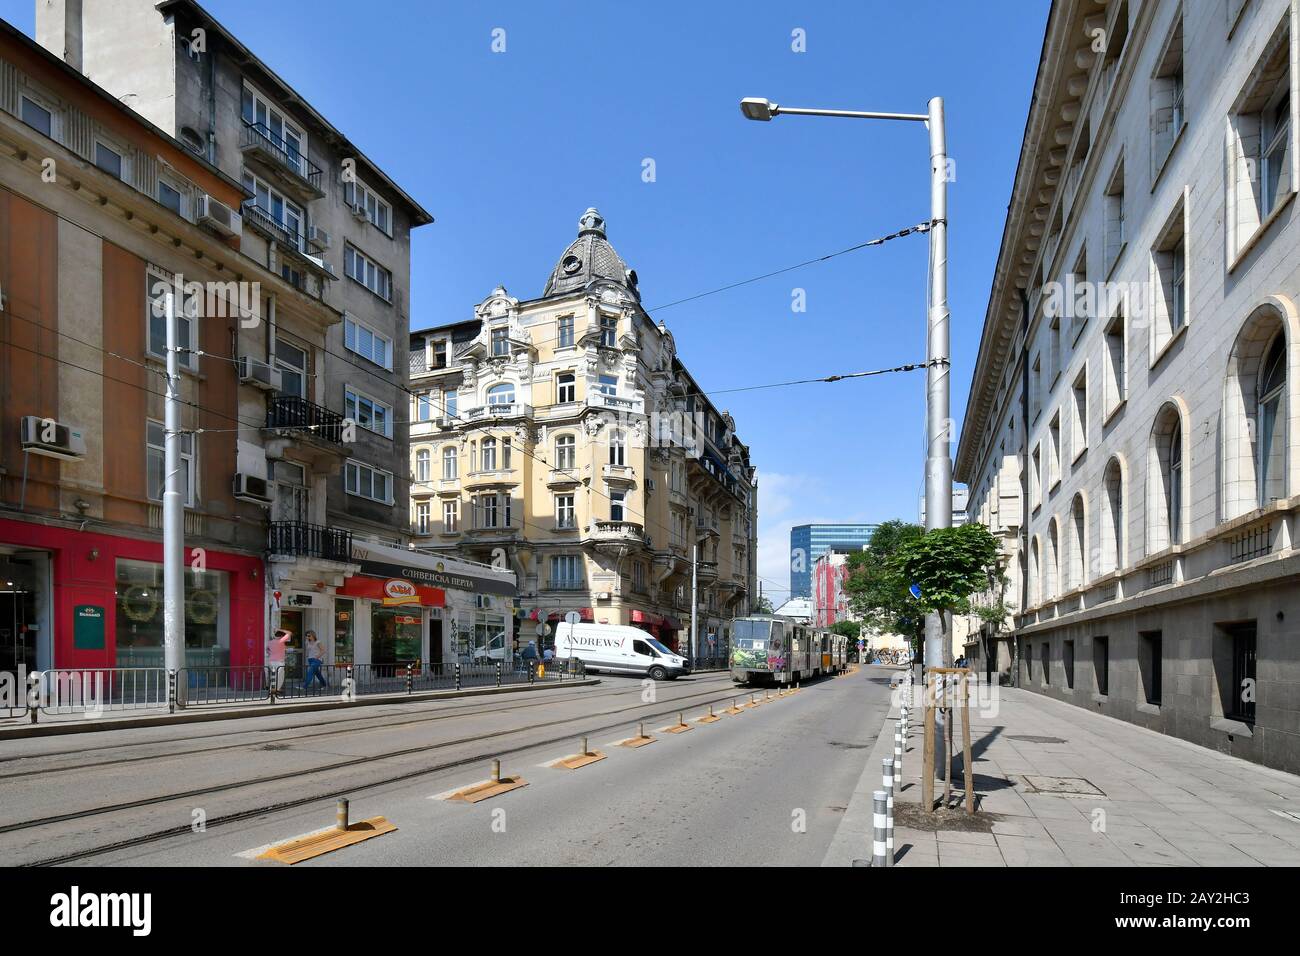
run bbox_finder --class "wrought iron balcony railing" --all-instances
[265,395,345,445]
[240,120,323,191]
[267,521,352,562]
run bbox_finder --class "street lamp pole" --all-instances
[740,95,952,761]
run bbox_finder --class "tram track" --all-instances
[0,677,731,777]
[6,677,779,865]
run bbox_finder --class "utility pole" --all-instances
[162,288,186,676]
[923,96,952,773]
[690,541,699,661]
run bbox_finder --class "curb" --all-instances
[0,678,602,740]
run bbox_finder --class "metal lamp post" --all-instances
[741,95,952,765]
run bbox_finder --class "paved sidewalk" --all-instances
[825,674,1300,866]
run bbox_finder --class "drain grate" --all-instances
[1007,735,1068,744]
[1019,774,1105,797]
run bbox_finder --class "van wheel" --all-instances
[649,665,667,681]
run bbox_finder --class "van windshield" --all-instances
[647,638,673,656]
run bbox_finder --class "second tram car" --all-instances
[729,615,848,686]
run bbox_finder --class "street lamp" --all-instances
[741,92,952,752]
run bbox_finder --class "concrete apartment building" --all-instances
[17,0,459,678]
[408,208,759,657]
[957,0,1300,772]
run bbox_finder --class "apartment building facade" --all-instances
[409,209,759,657]
[957,0,1300,772]
[23,0,446,677]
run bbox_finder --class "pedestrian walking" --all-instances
[543,645,555,663]
[267,628,292,692]
[304,630,329,690]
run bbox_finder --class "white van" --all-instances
[553,622,689,680]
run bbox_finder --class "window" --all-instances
[430,340,449,370]
[343,316,392,369]
[1102,457,1125,574]
[491,327,509,357]
[241,82,306,174]
[242,171,304,248]
[1064,639,1075,690]
[1103,312,1126,416]
[472,493,512,529]
[416,391,434,421]
[1151,201,1187,356]
[1069,248,1088,341]
[415,501,431,534]
[20,95,52,136]
[1071,369,1088,461]
[444,389,458,419]
[557,315,575,348]
[608,430,626,467]
[345,178,392,236]
[344,244,392,301]
[1257,333,1286,505]
[1031,354,1042,422]
[1068,494,1086,591]
[550,555,582,589]
[632,562,646,593]
[1040,642,1051,686]
[95,141,123,179]
[1218,622,1257,723]
[1048,411,1061,489]
[609,489,626,521]
[1227,15,1293,256]
[443,500,458,533]
[275,339,307,398]
[597,375,617,397]
[555,494,576,530]
[146,419,194,506]
[481,437,497,472]
[556,372,575,404]
[1168,419,1183,545]
[1030,444,1042,512]
[502,437,512,471]
[1093,636,1109,696]
[487,383,515,406]
[1049,315,1062,383]
[555,434,576,471]
[600,314,618,348]
[344,387,392,438]
[442,446,458,480]
[344,460,392,503]
[1047,519,1060,599]
[158,180,184,216]
[1148,403,1185,552]
[1150,11,1185,179]
[1140,630,1163,705]
[415,448,431,482]
[145,271,198,371]
[1103,158,1125,274]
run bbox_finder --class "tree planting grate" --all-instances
[1019,775,1105,797]
[1007,735,1068,744]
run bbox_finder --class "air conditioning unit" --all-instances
[237,356,282,391]
[349,203,368,222]
[232,473,274,505]
[19,416,86,460]
[196,194,241,237]
[307,225,331,251]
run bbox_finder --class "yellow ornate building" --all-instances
[408,209,758,656]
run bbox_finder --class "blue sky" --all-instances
[1,0,1048,599]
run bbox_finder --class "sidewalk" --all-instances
[825,677,1300,866]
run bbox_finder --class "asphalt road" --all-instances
[0,665,896,866]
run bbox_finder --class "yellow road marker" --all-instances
[556,736,607,770]
[662,712,693,734]
[447,759,528,803]
[620,721,657,748]
[696,704,721,724]
[256,799,396,865]
[724,698,744,715]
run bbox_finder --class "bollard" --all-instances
[750,693,756,705]
[639,721,645,739]
[455,662,462,691]
[167,669,177,714]
[883,758,895,867]
[496,662,502,687]
[405,664,413,695]
[581,736,589,756]
[529,662,536,685]
[336,798,349,832]
[708,704,714,718]
[872,790,888,868]
[678,711,684,727]
[491,759,501,783]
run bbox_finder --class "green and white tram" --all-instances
[728,615,847,686]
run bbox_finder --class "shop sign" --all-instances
[351,547,516,597]
[382,579,420,606]
[73,605,105,650]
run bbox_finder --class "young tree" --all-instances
[843,520,926,656]
[888,523,1005,620]
[752,594,774,615]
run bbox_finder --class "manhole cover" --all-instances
[1007,735,1068,744]
[1020,774,1104,797]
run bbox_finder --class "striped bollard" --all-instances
[883,758,895,867]
[496,662,502,687]
[894,724,904,780]
[872,790,888,868]
[455,662,462,691]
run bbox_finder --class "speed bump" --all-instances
[447,759,527,802]
[555,736,606,770]
[256,799,396,865]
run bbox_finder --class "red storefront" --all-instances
[630,610,682,651]
[0,517,264,672]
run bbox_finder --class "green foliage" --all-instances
[843,520,925,643]
[752,595,774,615]
[888,523,1004,617]
[829,620,861,640]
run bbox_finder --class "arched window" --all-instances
[1046,519,1060,599]
[482,436,497,472]
[1101,457,1124,574]
[442,446,457,480]
[1068,494,1086,591]
[555,434,576,471]
[487,383,515,406]
[1258,333,1286,505]
[1030,536,1042,606]
[1148,403,1185,552]
[608,429,625,466]
[415,448,430,482]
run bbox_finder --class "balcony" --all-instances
[264,396,347,459]
[463,469,520,491]
[242,201,302,250]
[547,468,582,488]
[547,579,586,591]
[602,463,635,485]
[267,521,352,563]
[463,402,532,422]
[591,520,645,554]
[588,392,639,413]
[239,120,324,198]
